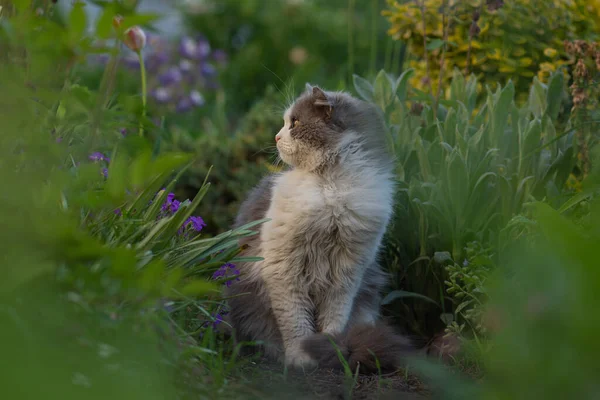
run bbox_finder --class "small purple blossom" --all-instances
[187,216,207,232]
[179,59,193,74]
[123,53,140,70]
[200,63,217,78]
[101,168,108,178]
[176,97,193,113]
[212,262,240,287]
[212,49,228,65]
[177,215,207,236]
[179,37,198,59]
[114,208,122,216]
[189,90,205,107]
[120,128,127,136]
[55,137,63,143]
[160,192,181,215]
[463,259,469,267]
[89,152,109,162]
[145,51,169,72]
[202,310,229,330]
[151,87,171,104]
[212,313,224,328]
[158,66,183,86]
[195,38,211,59]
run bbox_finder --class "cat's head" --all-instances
[275,84,389,172]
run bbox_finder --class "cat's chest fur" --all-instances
[259,168,393,277]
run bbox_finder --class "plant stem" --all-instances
[138,50,147,137]
[466,2,483,76]
[434,0,450,119]
[347,0,356,86]
[416,0,432,96]
[369,0,378,77]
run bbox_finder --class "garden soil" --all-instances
[242,358,431,400]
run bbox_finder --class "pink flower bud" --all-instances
[123,26,146,52]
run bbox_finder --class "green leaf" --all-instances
[12,0,33,13]
[557,191,594,214]
[352,74,374,102]
[95,4,116,39]
[68,1,88,42]
[121,14,161,30]
[394,68,414,101]
[373,69,393,111]
[450,68,466,103]
[426,38,445,51]
[179,280,219,296]
[138,260,165,293]
[492,81,514,145]
[528,77,546,118]
[433,251,452,264]
[130,150,152,189]
[381,290,439,307]
[105,152,129,200]
[545,70,564,121]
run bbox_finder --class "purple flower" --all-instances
[212,313,224,328]
[211,263,240,287]
[176,97,193,113]
[114,208,122,216]
[205,80,220,90]
[55,137,63,143]
[123,53,140,70]
[101,168,108,178]
[158,66,182,86]
[120,128,127,136]
[188,216,207,231]
[179,37,198,59]
[179,59,194,74]
[200,63,217,78]
[151,87,171,104]
[89,152,109,162]
[161,192,181,214]
[146,51,169,72]
[189,90,205,107]
[96,54,110,65]
[212,49,228,65]
[195,36,211,60]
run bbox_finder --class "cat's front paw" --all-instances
[284,347,317,370]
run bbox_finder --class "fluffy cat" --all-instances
[224,84,413,372]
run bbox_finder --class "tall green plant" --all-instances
[353,68,576,338]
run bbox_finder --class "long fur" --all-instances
[224,85,412,371]
[301,321,415,373]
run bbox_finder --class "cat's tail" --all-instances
[301,320,416,374]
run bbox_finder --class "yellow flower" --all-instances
[566,173,583,192]
[544,48,558,58]
[518,57,533,67]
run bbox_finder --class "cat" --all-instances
[223,84,413,373]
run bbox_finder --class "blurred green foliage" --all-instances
[384,0,600,100]
[182,0,401,114]
[353,68,577,339]
[1,0,600,398]
[0,2,265,398]
[165,85,285,234]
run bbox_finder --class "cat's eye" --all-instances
[290,117,299,128]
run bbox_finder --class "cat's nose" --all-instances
[275,134,281,142]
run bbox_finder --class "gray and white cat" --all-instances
[224,84,412,372]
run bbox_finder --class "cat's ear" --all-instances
[312,86,333,118]
[312,87,329,106]
[305,82,314,93]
